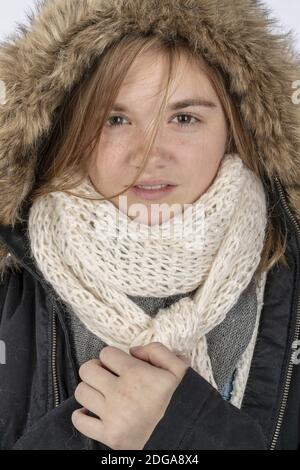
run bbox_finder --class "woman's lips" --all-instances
[130,184,177,200]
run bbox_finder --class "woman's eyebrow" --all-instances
[168,98,218,110]
[111,97,218,112]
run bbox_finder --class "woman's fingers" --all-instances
[74,381,105,418]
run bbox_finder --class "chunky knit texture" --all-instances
[27,152,268,392]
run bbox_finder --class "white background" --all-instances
[0,0,300,51]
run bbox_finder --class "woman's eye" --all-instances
[172,114,200,127]
[106,115,128,127]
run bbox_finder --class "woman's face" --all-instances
[88,49,229,225]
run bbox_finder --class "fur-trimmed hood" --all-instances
[0,0,300,270]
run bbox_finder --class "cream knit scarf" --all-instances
[27,153,267,390]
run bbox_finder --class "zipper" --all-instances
[51,303,60,408]
[1,229,76,410]
[269,177,300,450]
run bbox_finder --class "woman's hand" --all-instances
[71,342,190,450]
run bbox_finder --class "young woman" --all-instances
[0,0,300,450]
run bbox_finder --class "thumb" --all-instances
[130,342,189,380]
[129,345,151,362]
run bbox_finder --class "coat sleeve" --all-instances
[143,367,268,450]
[10,396,112,450]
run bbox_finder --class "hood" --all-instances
[0,0,300,272]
